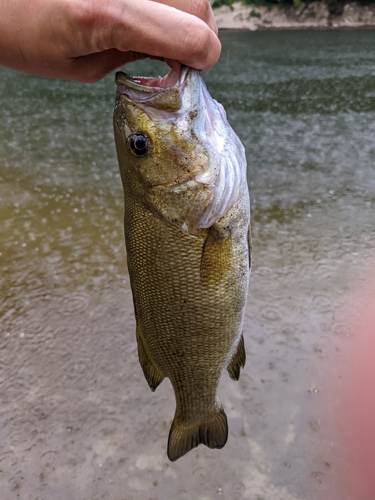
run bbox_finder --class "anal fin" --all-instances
[227,333,246,381]
[167,407,228,462]
[136,326,164,392]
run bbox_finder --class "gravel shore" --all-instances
[214,2,375,30]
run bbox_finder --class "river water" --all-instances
[1,30,375,500]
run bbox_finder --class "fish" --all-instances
[113,64,251,462]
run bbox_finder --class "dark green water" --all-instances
[1,30,375,499]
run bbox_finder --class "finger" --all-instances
[104,0,221,71]
[68,49,138,82]
[149,0,218,35]
[69,50,176,83]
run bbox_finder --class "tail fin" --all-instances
[167,408,228,462]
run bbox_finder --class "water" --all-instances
[1,30,375,499]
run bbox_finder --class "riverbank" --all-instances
[214,1,375,29]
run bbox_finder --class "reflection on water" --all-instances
[1,30,375,500]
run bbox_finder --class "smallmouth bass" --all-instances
[113,65,251,461]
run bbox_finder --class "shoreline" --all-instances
[214,2,375,30]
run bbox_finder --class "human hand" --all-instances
[0,0,221,82]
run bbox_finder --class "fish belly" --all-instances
[124,190,250,460]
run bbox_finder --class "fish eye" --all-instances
[128,132,150,157]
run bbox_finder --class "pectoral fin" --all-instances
[136,325,165,392]
[227,333,246,381]
[200,223,232,286]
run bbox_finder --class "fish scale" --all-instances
[114,66,251,461]
[127,205,241,407]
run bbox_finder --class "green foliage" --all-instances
[250,8,262,16]
[242,0,265,5]
[212,0,235,8]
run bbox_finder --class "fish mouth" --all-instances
[115,63,191,112]
[116,61,189,89]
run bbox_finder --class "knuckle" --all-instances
[68,0,97,27]
[67,0,111,52]
[184,26,211,62]
[190,0,211,22]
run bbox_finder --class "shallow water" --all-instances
[1,30,375,500]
